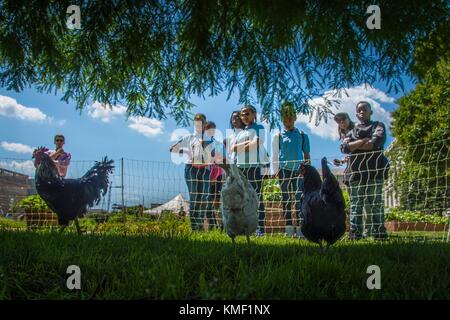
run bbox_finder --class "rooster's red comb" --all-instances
[32,146,49,157]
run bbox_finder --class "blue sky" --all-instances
[0,80,414,206]
[0,81,413,164]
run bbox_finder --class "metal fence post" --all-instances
[121,158,125,214]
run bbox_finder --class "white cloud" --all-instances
[1,142,34,154]
[87,102,164,139]
[296,84,394,140]
[47,117,67,126]
[128,117,164,138]
[87,101,127,122]
[0,95,47,121]
[0,160,35,176]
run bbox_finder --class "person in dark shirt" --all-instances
[340,101,389,240]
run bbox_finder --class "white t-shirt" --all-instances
[171,133,223,166]
[225,129,242,164]
[235,123,268,169]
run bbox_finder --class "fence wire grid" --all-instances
[0,139,448,240]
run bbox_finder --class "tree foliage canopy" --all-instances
[392,57,449,146]
[0,0,448,126]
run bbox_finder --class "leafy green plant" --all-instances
[263,179,282,202]
[12,195,51,213]
[0,217,26,229]
[386,208,449,224]
[342,189,350,210]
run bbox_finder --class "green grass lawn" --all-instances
[1,228,449,300]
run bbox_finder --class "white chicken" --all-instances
[220,164,259,244]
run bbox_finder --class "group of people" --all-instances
[170,101,389,240]
[37,102,389,240]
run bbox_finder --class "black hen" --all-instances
[33,147,114,234]
[300,157,346,248]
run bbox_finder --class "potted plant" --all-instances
[12,195,57,229]
[262,179,286,233]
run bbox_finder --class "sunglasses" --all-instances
[240,112,251,116]
[55,139,64,142]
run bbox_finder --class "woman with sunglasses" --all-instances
[46,134,71,178]
[231,105,268,236]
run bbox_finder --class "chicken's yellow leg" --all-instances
[74,218,82,235]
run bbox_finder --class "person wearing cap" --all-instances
[333,112,355,186]
[232,105,269,236]
[340,101,390,240]
[271,101,310,237]
[170,113,222,231]
[334,112,355,142]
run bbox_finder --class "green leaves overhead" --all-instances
[0,0,448,126]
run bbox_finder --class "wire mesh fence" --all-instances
[0,139,448,240]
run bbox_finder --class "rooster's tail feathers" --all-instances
[81,157,115,206]
[321,157,336,186]
[321,157,344,206]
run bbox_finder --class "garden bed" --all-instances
[385,220,448,232]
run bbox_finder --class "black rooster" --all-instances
[300,157,346,248]
[32,147,114,234]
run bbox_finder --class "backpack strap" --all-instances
[278,131,281,152]
[299,129,305,153]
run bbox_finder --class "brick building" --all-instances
[0,167,36,212]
